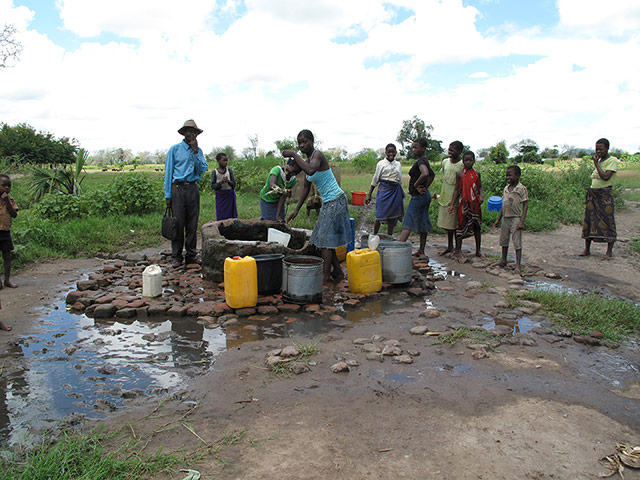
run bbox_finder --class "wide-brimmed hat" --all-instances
[178,119,203,136]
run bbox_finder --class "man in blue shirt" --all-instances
[164,120,209,268]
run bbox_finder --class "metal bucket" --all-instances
[282,255,324,304]
[378,241,413,284]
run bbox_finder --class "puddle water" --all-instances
[0,299,226,446]
[429,260,465,279]
[0,293,413,445]
[369,369,419,383]
[444,365,471,377]
[481,316,541,335]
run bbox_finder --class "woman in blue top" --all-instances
[284,130,351,284]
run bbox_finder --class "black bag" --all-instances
[161,207,178,240]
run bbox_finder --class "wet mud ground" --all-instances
[0,208,639,479]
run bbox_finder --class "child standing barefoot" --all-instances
[0,174,18,289]
[450,152,483,260]
[437,141,464,255]
[493,165,528,271]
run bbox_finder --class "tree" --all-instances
[0,123,78,165]
[29,148,88,200]
[488,141,509,164]
[396,116,443,161]
[241,134,259,160]
[207,145,237,164]
[510,138,539,156]
[1,23,22,69]
[274,137,297,157]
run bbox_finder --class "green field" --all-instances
[4,159,640,273]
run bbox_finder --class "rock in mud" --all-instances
[77,280,99,291]
[346,359,360,367]
[420,309,440,318]
[236,307,256,317]
[330,362,350,373]
[466,281,482,290]
[93,304,117,318]
[553,327,572,337]
[116,307,137,319]
[365,352,384,362]
[545,272,561,279]
[382,345,402,356]
[521,337,537,347]
[290,362,311,375]
[392,355,413,364]
[362,343,381,353]
[383,339,401,347]
[352,338,370,345]
[281,345,299,357]
[371,335,385,343]
[66,290,86,304]
[97,365,118,375]
[410,326,429,335]
[64,345,78,355]
[471,350,489,360]
[589,330,604,338]
[574,335,601,346]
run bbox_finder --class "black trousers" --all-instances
[171,183,200,261]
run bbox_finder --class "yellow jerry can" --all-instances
[224,256,258,308]
[336,245,347,262]
[347,248,382,294]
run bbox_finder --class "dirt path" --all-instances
[0,210,639,479]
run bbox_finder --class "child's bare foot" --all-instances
[600,255,612,261]
[492,260,507,268]
[578,250,590,256]
[474,253,486,260]
[331,269,345,282]
[413,251,425,258]
[0,321,11,331]
[438,247,453,256]
[3,280,17,288]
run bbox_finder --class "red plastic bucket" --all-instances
[351,191,366,205]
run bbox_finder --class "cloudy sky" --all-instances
[1,0,639,157]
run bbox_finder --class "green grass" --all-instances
[6,161,638,274]
[632,238,640,254]
[506,289,640,342]
[0,428,183,480]
[436,327,500,347]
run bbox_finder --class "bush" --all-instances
[351,149,379,172]
[33,174,162,221]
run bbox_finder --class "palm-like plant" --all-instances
[29,148,88,200]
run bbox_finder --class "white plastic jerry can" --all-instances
[142,264,162,297]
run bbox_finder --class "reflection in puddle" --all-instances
[441,365,470,377]
[429,260,465,279]
[0,289,438,445]
[0,300,225,446]
[481,316,541,335]
[370,369,419,383]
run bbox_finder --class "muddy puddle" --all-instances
[481,316,541,335]
[0,287,427,446]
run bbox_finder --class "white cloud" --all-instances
[0,0,639,156]
[557,0,640,36]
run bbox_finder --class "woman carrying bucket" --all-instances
[284,130,351,284]
[365,143,404,235]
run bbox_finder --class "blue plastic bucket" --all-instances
[487,196,503,212]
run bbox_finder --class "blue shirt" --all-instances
[306,168,344,203]
[164,140,209,198]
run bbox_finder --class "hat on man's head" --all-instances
[178,119,203,136]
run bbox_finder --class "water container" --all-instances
[282,256,324,304]
[487,196,503,212]
[254,254,284,295]
[347,249,382,294]
[267,228,291,247]
[224,256,257,308]
[378,241,413,284]
[142,264,162,297]
[351,191,366,205]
